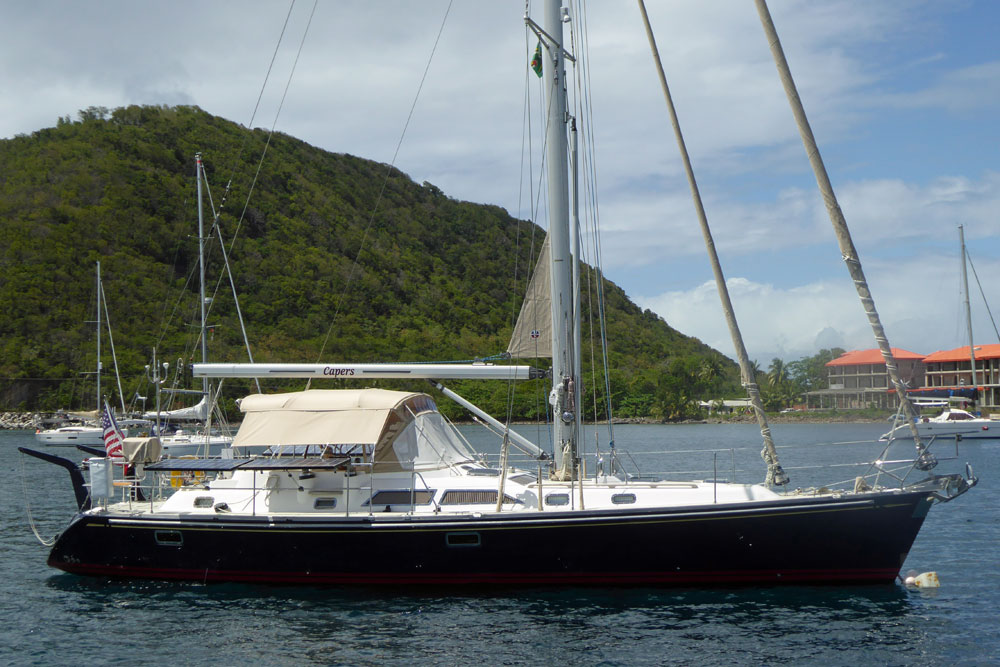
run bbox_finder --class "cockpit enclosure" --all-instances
[233,388,476,472]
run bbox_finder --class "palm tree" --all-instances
[767,358,789,390]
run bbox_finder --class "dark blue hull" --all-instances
[47,489,933,586]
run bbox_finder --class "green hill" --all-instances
[0,105,738,420]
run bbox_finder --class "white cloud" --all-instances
[637,237,1000,364]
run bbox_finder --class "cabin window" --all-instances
[313,497,338,510]
[446,532,481,547]
[193,496,215,508]
[545,493,570,506]
[611,493,637,505]
[440,490,517,505]
[364,490,436,506]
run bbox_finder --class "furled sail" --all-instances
[142,394,210,422]
[507,235,552,358]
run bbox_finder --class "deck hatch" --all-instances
[364,490,436,506]
[440,490,517,505]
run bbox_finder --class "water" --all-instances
[2,424,997,665]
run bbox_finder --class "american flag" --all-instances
[101,398,124,458]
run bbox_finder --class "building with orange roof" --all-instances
[810,348,926,410]
[921,343,1000,411]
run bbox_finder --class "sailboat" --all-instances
[35,262,141,446]
[146,154,235,458]
[20,1,975,585]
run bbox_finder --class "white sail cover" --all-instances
[507,235,552,358]
[232,389,475,471]
[143,394,210,422]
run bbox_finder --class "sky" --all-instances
[2,0,999,367]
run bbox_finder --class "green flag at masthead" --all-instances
[530,42,543,77]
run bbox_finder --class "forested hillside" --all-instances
[0,105,738,420]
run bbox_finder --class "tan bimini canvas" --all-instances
[231,389,476,471]
[233,389,418,448]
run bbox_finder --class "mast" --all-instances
[195,154,217,451]
[754,0,935,470]
[95,261,101,411]
[960,225,977,389]
[196,155,209,398]
[540,0,578,479]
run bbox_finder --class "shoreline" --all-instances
[610,414,887,425]
[0,411,889,431]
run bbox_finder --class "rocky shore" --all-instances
[0,412,42,430]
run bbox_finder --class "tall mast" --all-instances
[196,154,209,397]
[95,260,101,410]
[541,0,577,479]
[960,225,977,388]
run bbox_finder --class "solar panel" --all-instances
[238,456,350,470]
[146,458,245,472]
[146,455,351,472]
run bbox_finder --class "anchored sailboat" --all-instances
[21,0,974,586]
[35,262,139,446]
[146,154,236,457]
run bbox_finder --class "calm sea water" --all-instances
[2,423,997,666]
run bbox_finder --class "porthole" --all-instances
[611,493,637,505]
[193,496,214,508]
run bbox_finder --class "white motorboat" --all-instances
[882,408,1000,441]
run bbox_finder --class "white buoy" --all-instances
[902,569,940,588]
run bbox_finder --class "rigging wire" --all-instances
[203,0,320,391]
[145,2,299,397]
[569,0,617,459]
[965,251,1000,343]
[200,170,262,393]
[211,0,299,230]
[98,279,127,414]
[229,0,319,251]
[312,0,455,368]
[506,4,551,459]
[501,18,536,452]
